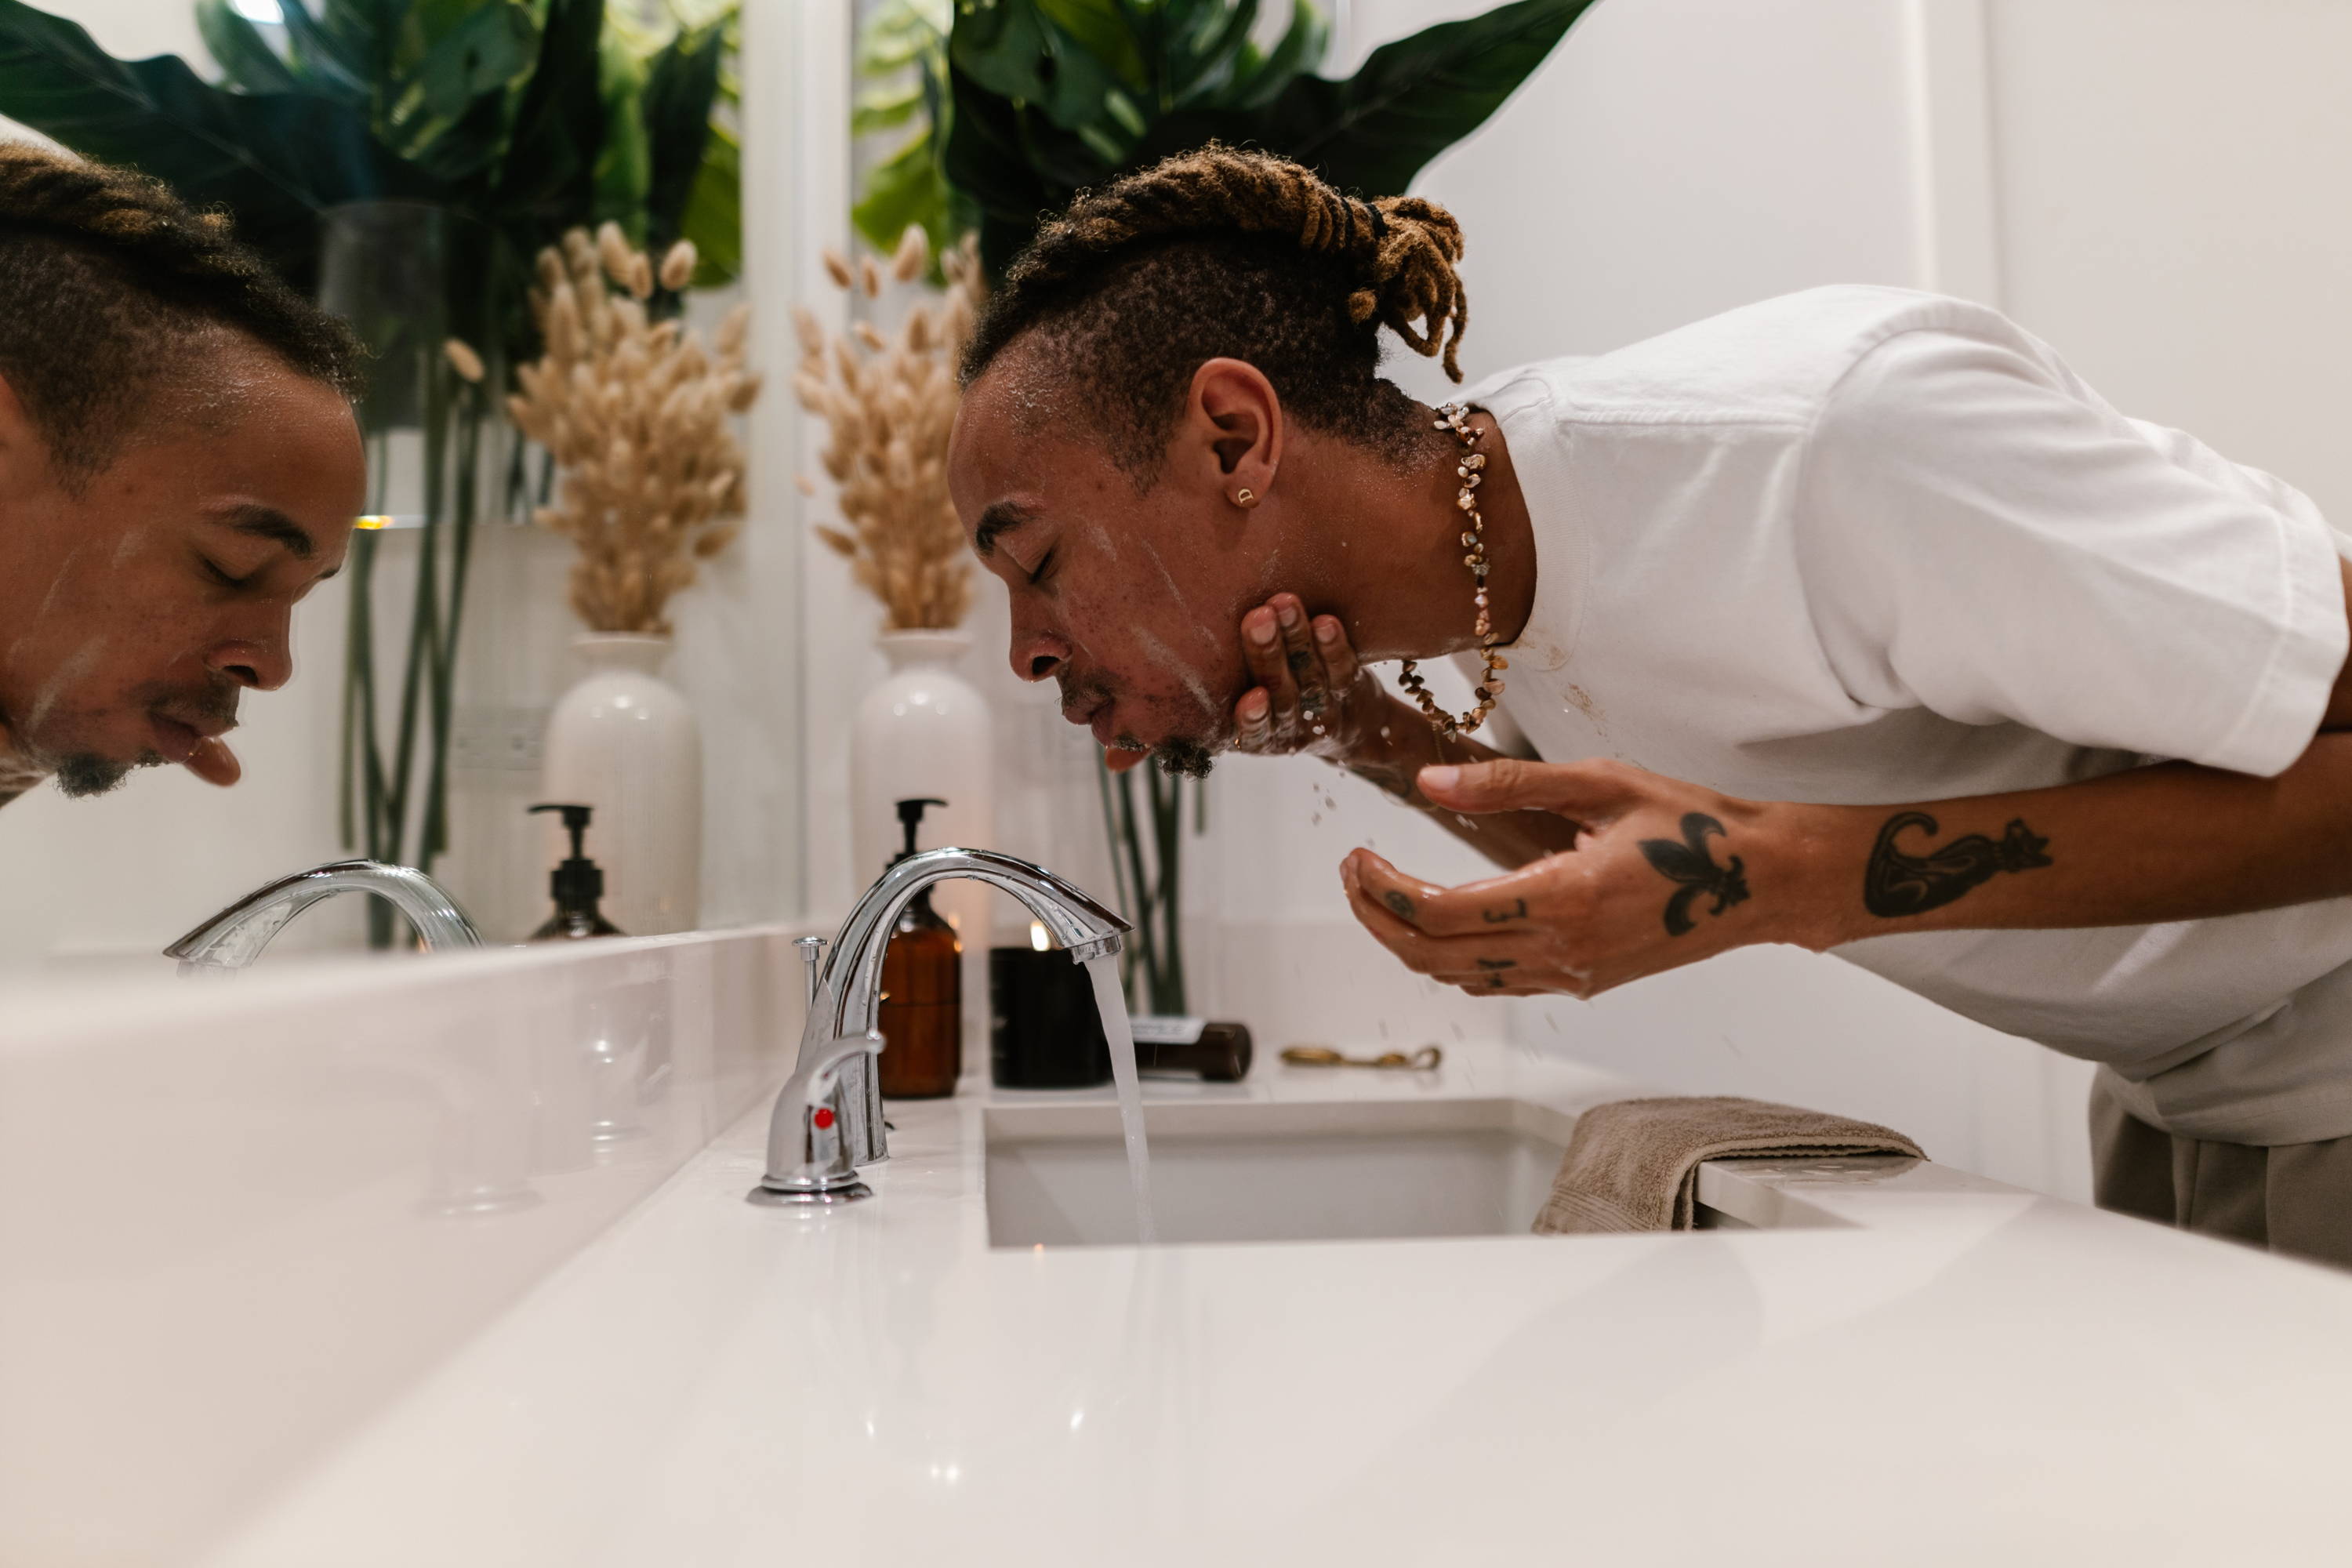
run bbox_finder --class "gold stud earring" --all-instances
[1235,487,1256,507]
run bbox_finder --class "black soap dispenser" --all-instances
[877,797,961,1098]
[528,801,625,941]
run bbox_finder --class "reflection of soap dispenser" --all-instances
[877,797,960,1099]
[528,802,625,941]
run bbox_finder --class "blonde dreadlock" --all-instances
[0,141,361,484]
[962,147,1470,477]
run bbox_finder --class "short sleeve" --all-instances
[1795,328,2347,775]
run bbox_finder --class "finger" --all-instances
[1415,757,1650,821]
[1311,615,1361,692]
[1270,593,1327,731]
[183,736,241,788]
[1105,745,1150,775]
[1341,866,1540,978]
[1234,686,1273,750]
[1345,845,1566,940]
[1241,604,1300,725]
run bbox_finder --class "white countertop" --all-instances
[193,1038,2352,1566]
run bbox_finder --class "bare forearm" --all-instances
[1771,734,2352,948]
[1338,695,1583,869]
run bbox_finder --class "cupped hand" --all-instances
[1338,757,1822,1000]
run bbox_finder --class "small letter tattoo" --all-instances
[1864,812,2051,917]
[1482,898,1530,924]
[1475,957,1516,970]
[1637,812,1751,937]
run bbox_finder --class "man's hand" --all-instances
[1229,591,1395,763]
[1339,758,1828,999]
[1104,590,1403,775]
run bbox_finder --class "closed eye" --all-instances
[201,557,260,590]
[1025,548,1054,588]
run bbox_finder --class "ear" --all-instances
[1181,357,1283,506]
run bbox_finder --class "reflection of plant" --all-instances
[508,225,760,634]
[850,0,967,278]
[0,0,741,351]
[793,228,982,631]
[931,0,1598,275]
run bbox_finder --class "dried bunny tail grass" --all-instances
[659,241,697,292]
[511,225,760,633]
[442,338,485,383]
[794,231,985,630]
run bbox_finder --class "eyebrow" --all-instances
[218,503,338,579]
[973,501,1037,559]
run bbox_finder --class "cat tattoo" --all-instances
[1637,812,1751,937]
[1864,812,2050,917]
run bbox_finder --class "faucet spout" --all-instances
[165,858,483,973]
[750,848,1130,1204]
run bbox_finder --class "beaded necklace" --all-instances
[1396,401,1507,738]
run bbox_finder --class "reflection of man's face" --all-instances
[948,359,1262,775]
[0,336,364,796]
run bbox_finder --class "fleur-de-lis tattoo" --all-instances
[1864,812,2050,917]
[1637,812,1751,937]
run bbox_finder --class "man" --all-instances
[0,142,364,808]
[947,147,2352,1265]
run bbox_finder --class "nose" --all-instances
[207,615,293,692]
[1011,623,1066,685]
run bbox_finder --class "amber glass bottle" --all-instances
[876,797,961,1098]
[878,885,961,1098]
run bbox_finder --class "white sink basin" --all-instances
[983,1097,1578,1247]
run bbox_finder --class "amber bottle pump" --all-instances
[877,797,961,1098]
[528,802,624,941]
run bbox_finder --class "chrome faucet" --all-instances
[749,848,1128,1206]
[165,857,483,974]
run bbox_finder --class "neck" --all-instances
[1272,402,1537,664]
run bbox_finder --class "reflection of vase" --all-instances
[541,634,702,935]
[852,630,996,1074]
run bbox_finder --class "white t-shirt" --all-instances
[1465,285,2352,1145]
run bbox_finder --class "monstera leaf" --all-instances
[0,0,416,290]
[941,0,1595,275]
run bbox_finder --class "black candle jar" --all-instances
[989,943,1111,1089]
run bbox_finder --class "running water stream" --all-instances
[1083,954,1157,1245]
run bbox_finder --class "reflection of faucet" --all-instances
[165,858,482,974]
[750,848,1128,1206]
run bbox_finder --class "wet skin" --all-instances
[0,333,365,799]
[946,342,1539,774]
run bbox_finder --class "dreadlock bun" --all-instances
[996,146,1469,380]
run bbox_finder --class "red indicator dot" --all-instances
[811,1107,836,1130]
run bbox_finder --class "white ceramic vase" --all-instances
[852,630,996,1072]
[540,633,702,936]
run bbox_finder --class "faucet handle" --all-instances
[747,1033,879,1207]
[793,935,826,1011]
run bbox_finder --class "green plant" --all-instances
[916,0,1599,275]
[0,0,744,938]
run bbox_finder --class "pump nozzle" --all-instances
[528,803,619,937]
[892,797,948,866]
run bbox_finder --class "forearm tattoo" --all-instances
[1864,811,2051,918]
[1638,812,1751,936]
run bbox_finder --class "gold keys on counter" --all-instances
[1279,1044,1443,1071]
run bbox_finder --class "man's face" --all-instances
[0,339,364,795]
[948,362,1264,772]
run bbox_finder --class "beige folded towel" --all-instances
[1532,1094,1926,1234]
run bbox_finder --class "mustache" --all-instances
[1057,670,1115,718]
[147,678,241,732]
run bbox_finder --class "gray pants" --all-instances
[2090,1075,2352,1270]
